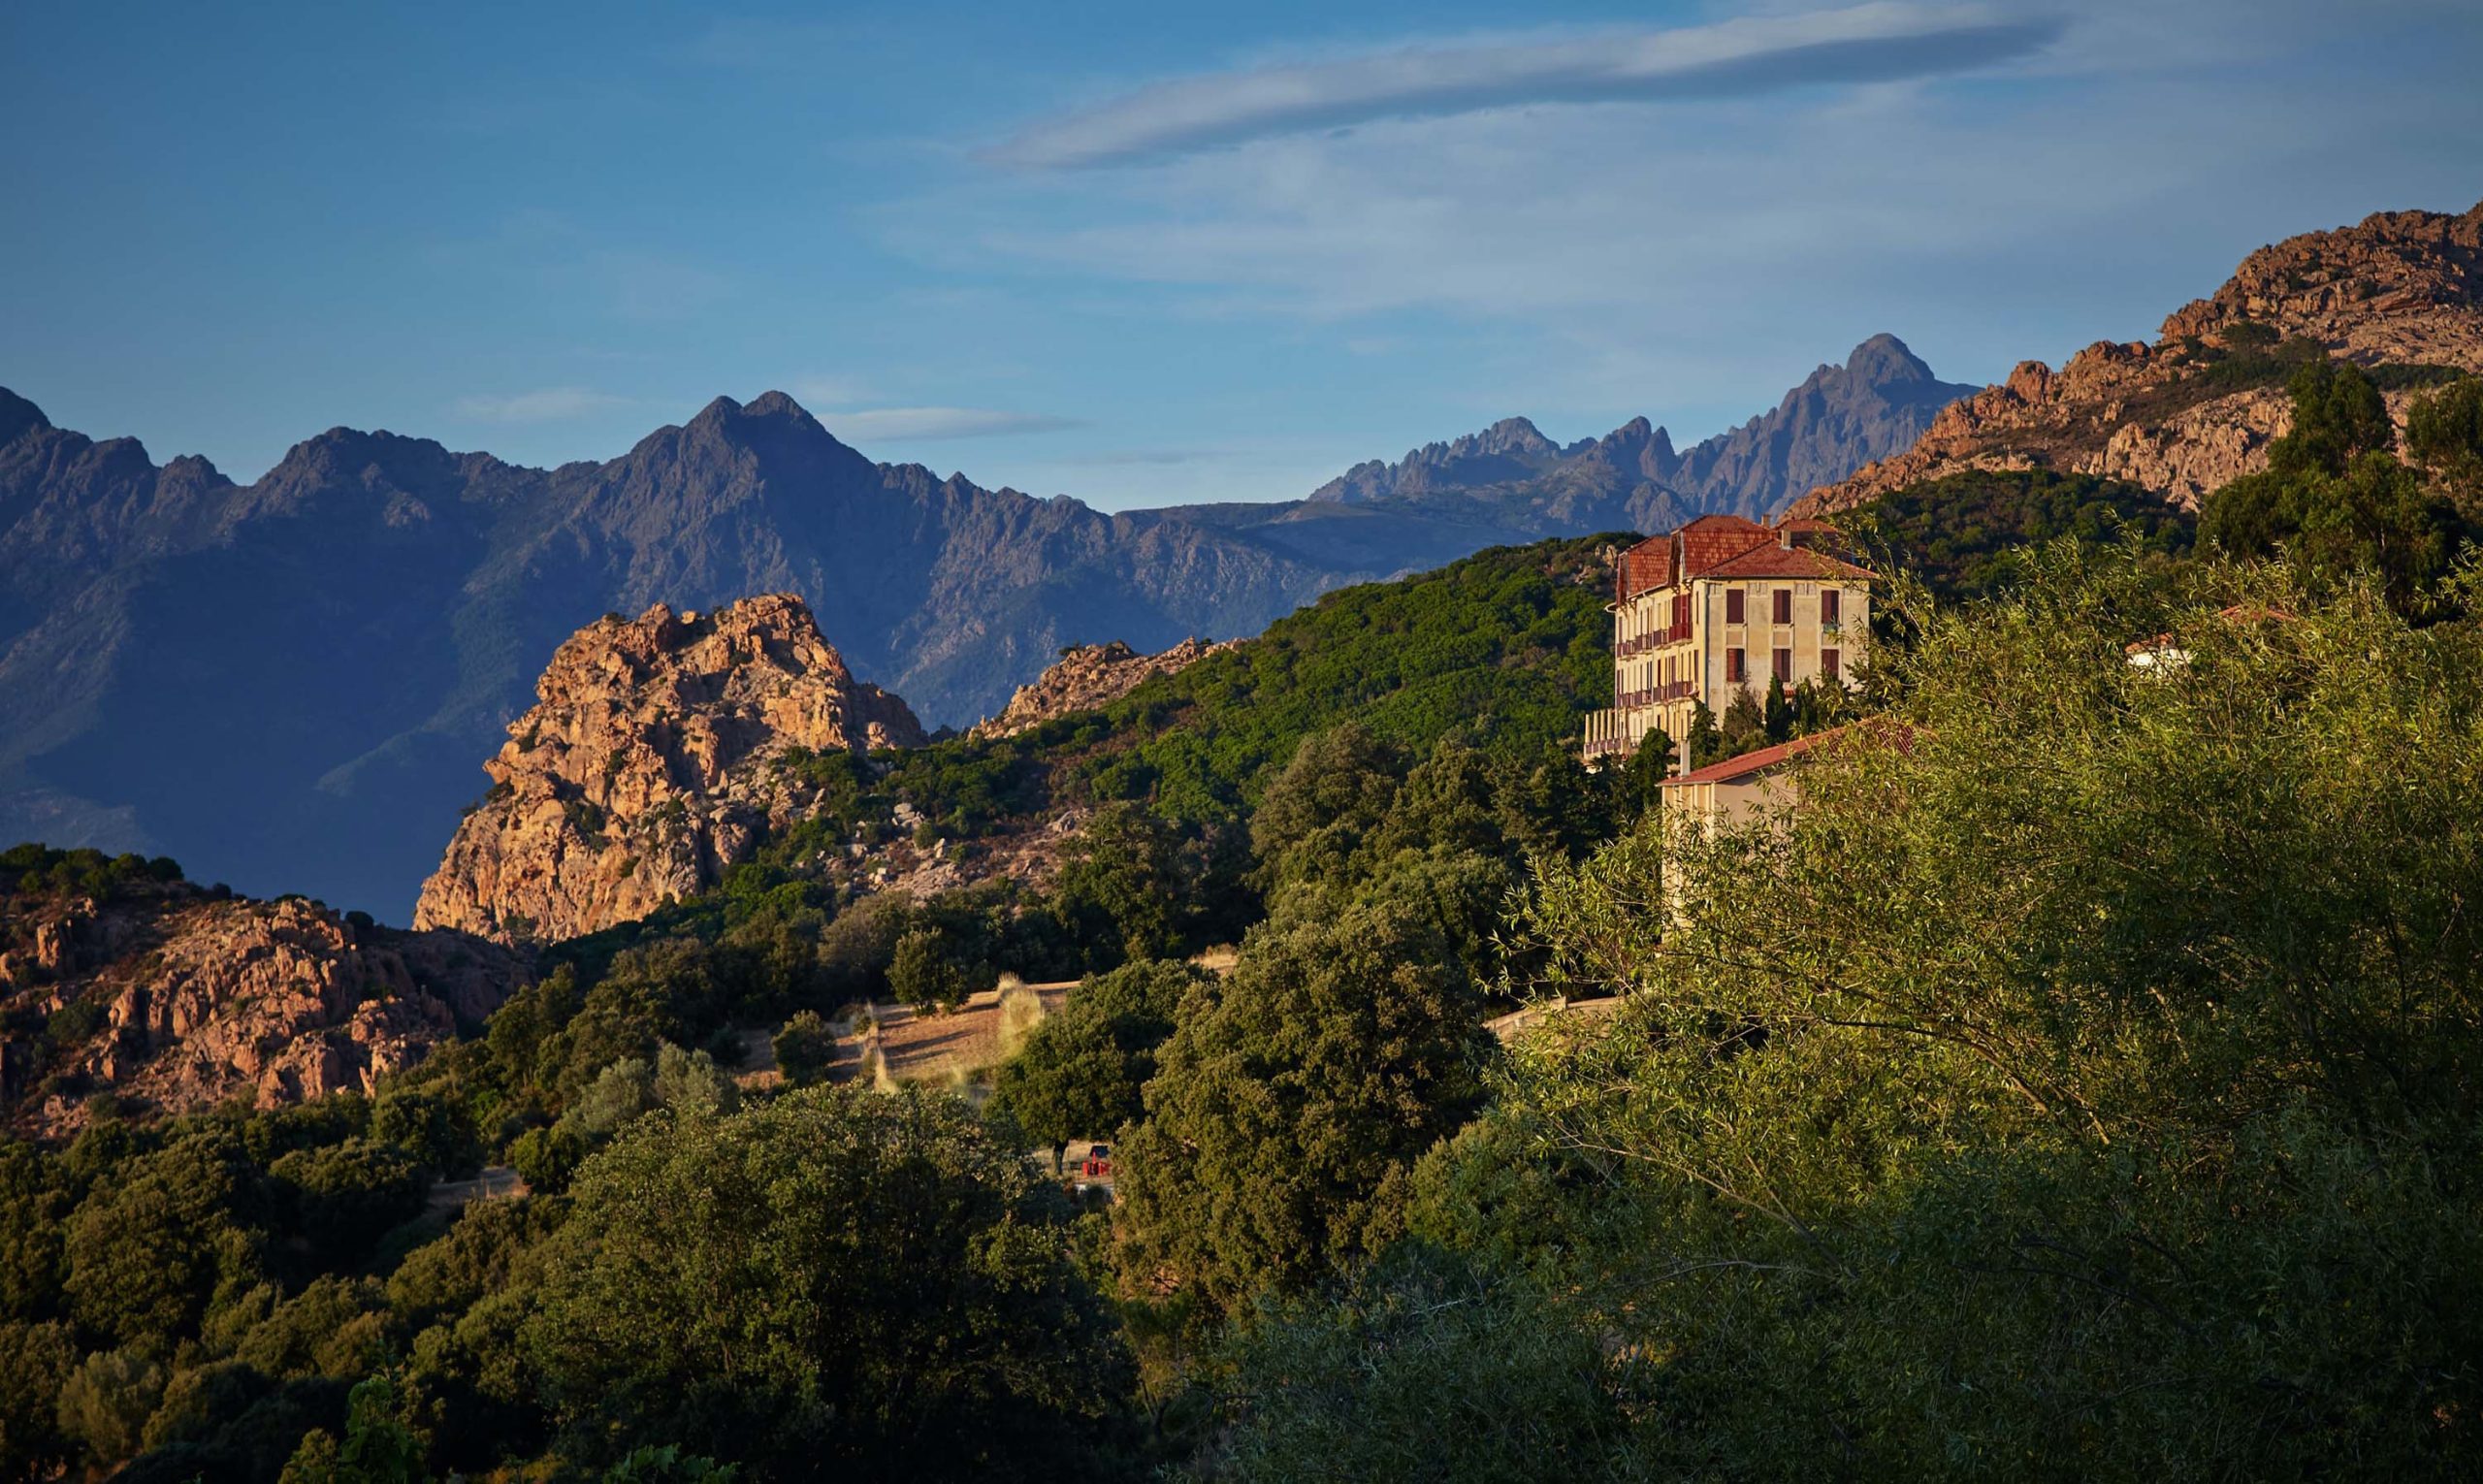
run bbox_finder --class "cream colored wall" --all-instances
[1588,573,1870,765]
[1696,578,1869,707]
[1661,770,1795,834]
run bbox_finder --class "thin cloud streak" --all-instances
[453,387,633,423]
[988,2,2063,169]
[823,406,1085,440]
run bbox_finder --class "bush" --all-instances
[522,1086,1132,1474]
[269,1139,428,1267]
[771,1011,838,1087]
[887,928,971,1011]
[991,960,1202,1150]
[1115,903,1487,1309]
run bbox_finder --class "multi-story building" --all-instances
[1581,514,1874,764]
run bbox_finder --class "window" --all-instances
[1772,589,1792,625]
[1772,647,1792,682]
[1822,648,1841,680]
[1821,588,1840,624]
[1726,647,1746,682]
[1725,589,1745,624]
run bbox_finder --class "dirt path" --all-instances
[428,1166,529,1210]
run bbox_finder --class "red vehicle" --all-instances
[1078,1144,1113,1180]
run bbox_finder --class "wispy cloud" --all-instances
[987,3,2063,169]
[1065,448,1218,468]
[823,406,1084,440]
[790,374,874,408]
[454,387,634,423]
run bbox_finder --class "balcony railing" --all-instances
[1608,679,1695,709]
[1615,622,1692,657]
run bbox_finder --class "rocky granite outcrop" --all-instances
[1794,202,2483,517]
[969,637,1237,741]
[1,879,523,1137]
[415,595,925,945]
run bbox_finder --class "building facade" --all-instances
[1582,514,1874,764]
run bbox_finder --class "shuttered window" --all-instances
[1822,648,1841,680]
[1725,589,1745,624]
[1726,647,1745,682]
[1821,589,1840,624]
[1772,589,1792,624]
[1772,647,1792,681]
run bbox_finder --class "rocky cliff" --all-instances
[0,864,523,1138]
[414,595,924,944]
[1795,201,2483,516]
[968,636,1237,741]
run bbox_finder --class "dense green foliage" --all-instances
[525,1087,1129,1476]
[873,536,1617,840]
[1114,899,1489,1310]
[0,843,186,901]
[2407,374,2483,498]
[2203,360,2477,605]
[991,960,1203,1153]
[1842,468,2195,601]
[1190,1246,1638,1480]
[1205,550,2483,1477]
[0,1080,1126,1479]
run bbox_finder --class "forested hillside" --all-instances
[9,361,2483,1478]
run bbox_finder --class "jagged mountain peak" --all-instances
[1470,414,1557,452]
[0,387,52,446]
[254,425,473,499]
[1842,332,1936,384]
[1599,414,1672,455]
[1302,337,1974,521]
[742,389,815,421]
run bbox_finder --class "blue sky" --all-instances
[6,1,2481,510]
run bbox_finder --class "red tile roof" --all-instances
[1615,517,1875,601]
[1695,543,1876,582]
[1616,536,1675,601]
[1679,514,1772,580]
[1659,719,1914,788]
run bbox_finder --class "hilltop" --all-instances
[415,595,924,945]
[0,845,523,1137]
[1797,201,2483,516]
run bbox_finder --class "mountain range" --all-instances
[0,335,1966,917]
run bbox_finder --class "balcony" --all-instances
[1615,623,1692,657]
[1608,679,1696,709]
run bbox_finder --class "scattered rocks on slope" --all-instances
[1794,201,2483,516]
[414,595,926,945]
[1,879,524,1138]
[968,637,1236,742]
